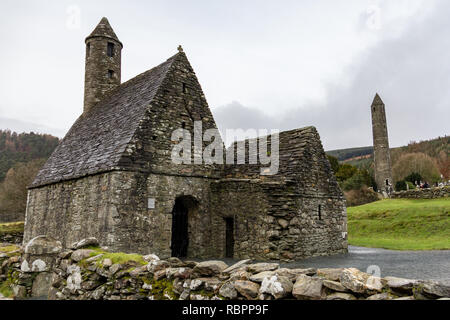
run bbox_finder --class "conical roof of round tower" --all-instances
[86,17,122,47]
[372,93,384,105]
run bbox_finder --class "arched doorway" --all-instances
[171,196,198,258]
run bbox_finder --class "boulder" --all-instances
[384,276,418,293]
[66,265,82,293]
[129,265,149,278]
[292,275,324,300]
[167,257,184,267]
[219,281,238,299]
[249,271,276,283]
[147,260,170,273]
[229,269,252,281]
[71,249,94,262]
[247,263,279,273]
[339,268,383,294]
[326,292,357,300]
[24,236,62,255]
[323,280,349,292]
[199,277,222,292]
[102,258,112,268]
[422,281,450,298]
[192,260,228,276]
[70,237,99,250]
[222,259,252,274]
[234,280,260,299]
[366,293,394,300]
[109,263,123,275]
[143,254,160,262]
[189,279,203,290]
[317,268,344,281]
[260,275,293,299]
[275,268,315,281]
[165,267,192,280]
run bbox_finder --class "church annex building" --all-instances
[24,18,348,261]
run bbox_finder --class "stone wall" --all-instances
[25,171,217,259]
[211,179,347,261]
[391,186,450,199]
[0,232,23,245]
[1,237,449,301]
[25,167,347,261]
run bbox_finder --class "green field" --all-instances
[347,198,450,250]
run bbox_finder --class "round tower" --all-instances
[84,17,123,113]
[371,93,394,196]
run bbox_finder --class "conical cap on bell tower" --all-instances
[85,17,122,47]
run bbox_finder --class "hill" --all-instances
[327,136,449,177]
[326,146,373,162]
[347,198,450,250]
[0,130,59,181]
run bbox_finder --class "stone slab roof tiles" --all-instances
[30,53,179,188]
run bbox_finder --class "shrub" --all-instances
[404,172,422,185]
[336,164,358,182]
[395,180,407,191]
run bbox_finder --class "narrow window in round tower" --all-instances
[107,42,115,57]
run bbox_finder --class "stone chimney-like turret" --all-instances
[84,17,123,113]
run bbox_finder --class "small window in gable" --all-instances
[108,70,114,79]
[86,43,91,58]
[107,42,115,57]
[182,83,187,93]
[318,205,322,220]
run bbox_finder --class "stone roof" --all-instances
[224,126,342,196]
[30,53,179,188]
[86,17,122,47]
[372,93,384,105]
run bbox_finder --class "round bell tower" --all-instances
[84,17,123,113]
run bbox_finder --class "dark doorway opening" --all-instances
[171,196,198,258]
[171,198,189,257]
[225,217,235,258]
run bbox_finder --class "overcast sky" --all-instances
[0,0,449,150]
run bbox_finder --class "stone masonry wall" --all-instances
[211,179,347,261]
[24,170,218,259]
[391,186,450,199]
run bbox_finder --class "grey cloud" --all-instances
[212,0,450,150]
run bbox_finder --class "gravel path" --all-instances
[278,246,450,285]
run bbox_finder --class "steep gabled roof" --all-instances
[30,53,180,188]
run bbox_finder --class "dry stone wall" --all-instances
[2,237,449,301]
[391,186,450,199]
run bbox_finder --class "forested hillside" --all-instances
[0,130,59,181]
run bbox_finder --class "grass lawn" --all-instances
[347,198,450,250]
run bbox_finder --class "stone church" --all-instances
[23,18,347,261]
